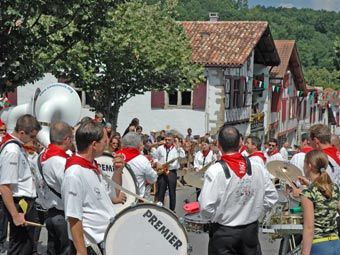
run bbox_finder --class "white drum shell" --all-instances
[96,153,139,214]
[104,204,188,255]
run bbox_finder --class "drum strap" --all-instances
[218,156,252,179]
[83,231,103,255]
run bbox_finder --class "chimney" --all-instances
[209,12,219,22]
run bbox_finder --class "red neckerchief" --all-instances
[115,147,140,162]
[41,144,69,162]
[221,152,247,178]
[301,146,313,154]
[322,147,340,165]
[239,145,246,153]
[267,149,279,157]
[202,149,210,158]
[65,154,101,175]
[248,151,266,164]
[0,133,16,147]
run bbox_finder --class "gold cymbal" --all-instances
[183,171,205,189]
[267,160,302,183]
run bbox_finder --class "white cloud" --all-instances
[279,3,295,8]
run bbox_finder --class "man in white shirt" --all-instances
[39,122,73,255]
[0,114,41,255]
[0,119,8,253]
[117,132,158,197]
[199,125,278,255]
[266,138,284,164]
[279,142,290,161]
[154,132,185,211]
[245,135,267,168]
[62,120,123,255]
[290,133,313,174]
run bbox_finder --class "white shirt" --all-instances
[155,145,185,170]
[266,152,284,164]
[0,137,36,198]
[326,156,340,187]
[280,147,289,161]
[199,161,278,227]
[39,155,66,210]
[194,150,216,170]
[290,152,306,175]
[128,154,157,197]
[62,164,116,243]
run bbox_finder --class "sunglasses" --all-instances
[269,144,276,147]
[0,129,6,132]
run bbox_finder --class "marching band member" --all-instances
[199,126,278,255]
[266,138,284,164]
[0,119,7,253]
[309,124,340,186]
[154,132,185,211]
[245,135,267,168]
[193,138,217,171]
[0,115,41,255]
[290,133,313,174]
[116,132,158,198]
[39,122,74,255]
[62,121,122,255]
[299,150,340,255]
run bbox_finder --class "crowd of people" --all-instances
[0,113,340,255]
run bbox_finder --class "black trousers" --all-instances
[208,221,260,255]
[4,197,38,255]
[0,196,8,245]
[156,170,177,211]
[70,240,103,255]
[45,208,70,255]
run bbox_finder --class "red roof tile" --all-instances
[182,21,270,67]
[271,40,295,78]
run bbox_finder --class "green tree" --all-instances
[50,1,203,128]
[0,0,120,92]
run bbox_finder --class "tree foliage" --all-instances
[0,0,120,92]
[48,1,203,128]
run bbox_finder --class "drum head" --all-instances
[105,204,188,255]
[184,213,209,224]
[96,153,139,213]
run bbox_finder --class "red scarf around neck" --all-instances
[248,151,266,164]
[322,147,340,166]
[239,145,246,153]
[116,147,140,162]
[65,154,101,175]
[41,144,69,162]
[202,149,210,158]
[0,133,15,147]
[267,149,279,157]
[301,146,313,154]
[221,152,247,178]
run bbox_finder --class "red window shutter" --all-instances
[282,99,287,122]
[151,91,165,109]
[303,100,307,119]
[192,82,206,110]
[6,89,17,105]
[271,92,281,112]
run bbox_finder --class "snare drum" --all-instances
[96,153,139,213]
[271,214,303,225]
[104,204,189,255]
[184,213,210,233]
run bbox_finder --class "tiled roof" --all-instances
[271,40,295,78]
[182,21,272,67]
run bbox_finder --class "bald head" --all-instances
[50,121,73,145]
[331,135,340,150]
[218,125,240,153]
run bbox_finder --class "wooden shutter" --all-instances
[6,89,17,105]
[151,91,165,109]
[192,82,207,110]
[282,98,287,123]
[271,91,280,112]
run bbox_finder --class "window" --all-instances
[167,91,192,107]
[232,80,240,108]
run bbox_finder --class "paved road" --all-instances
[0,186,283,255]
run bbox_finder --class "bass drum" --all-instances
[96,153,139,213]
[105,203,189,255]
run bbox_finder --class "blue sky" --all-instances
[249,0,340,11]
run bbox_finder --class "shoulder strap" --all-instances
[218,160,231,179]
[37,153,62,199]
[328,161,334,173]
[0,140,22,154]
[218,157,252,180]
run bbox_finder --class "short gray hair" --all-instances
[122,132,142,148]
[50,121,73,145]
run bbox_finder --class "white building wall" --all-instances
[117,92,206,136]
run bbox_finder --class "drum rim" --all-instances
[104,203,188,248]
[96,153,140,196]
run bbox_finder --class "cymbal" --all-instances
[266,161,302,183]
[183,171,205,189]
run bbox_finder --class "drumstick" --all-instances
[281,168,296,188]
[25,221,45,228]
